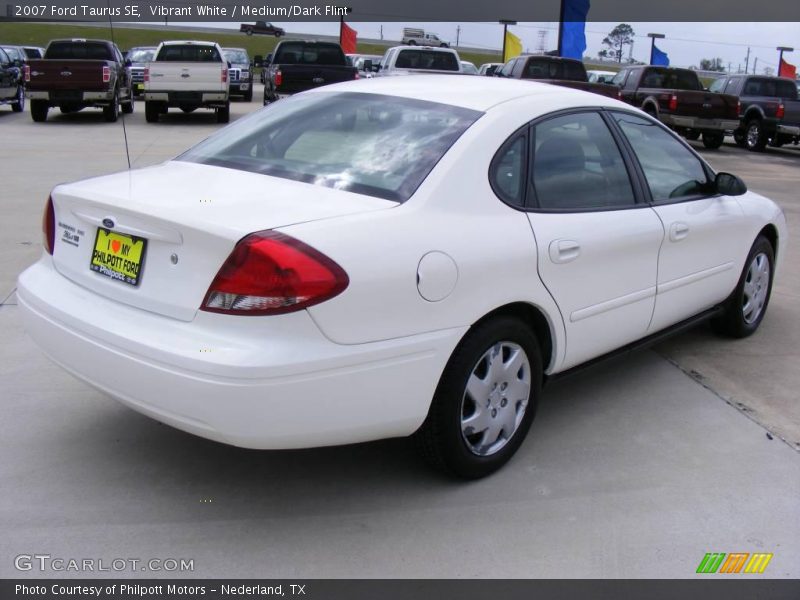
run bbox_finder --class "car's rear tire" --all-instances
[701,132,725,149]
[30,99,48,122]
[408,40,417,45]
[11,84,24,113]
[144,101,160,123]
[745,118,767,152]
[217,102,230,123]
[244,87,253,102]
[415,316,542,479]
[733,128,747,148]
[121,93,134,114]
[684,129,700,141]
[103,89,119,122]
[711,235,774,338]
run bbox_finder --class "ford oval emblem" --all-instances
[102,218,115,229]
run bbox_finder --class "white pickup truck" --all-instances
[144,41,230,123]
[377,46,463,76]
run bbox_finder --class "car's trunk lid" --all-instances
[49,161,394,321]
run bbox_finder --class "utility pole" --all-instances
[753,57,758,74]
[744,46,750,74]
[647,33,665,65]
[727,61,732,73]
[380,25,383,41]
[456,25,461,48]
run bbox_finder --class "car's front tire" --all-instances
[415,316,542,479]
[11,84,24,113]
[701,131,725,149]
[30,99,48,122]
[712,235,775,338]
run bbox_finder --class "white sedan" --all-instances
[18,76,787,478]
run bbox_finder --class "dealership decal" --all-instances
[58,221,83,247]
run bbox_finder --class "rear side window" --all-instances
[613,112,711,202]
[395,50,459,71]
[708,78,727,93]
[531,112,635,210]
[45,42,113,60]
[744,78,798,99]
[157,45,221,62]
[641,68,700,90]
[178,92,481,203]
[274,43,345,65]
[490,134,528,207]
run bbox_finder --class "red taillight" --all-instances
[274,70,282,87]
[102,65,110,83]
[42,196,55,256]
[24,64,30,82]
[222,67,227,83]
[354,72,360,80]
[143,67,149,82]
[669,94,678,112]
[201,231,349,316]
[777,103,785,119]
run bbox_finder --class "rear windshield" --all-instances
[523,58,586,81]
[128,48,155,63]
[641,68,701,90]
[45,42,113,60]
[743,78,798,99]
[395,49,459,71]
[156,45,221,62]
[274,43,345,65]
[178,92,482,202]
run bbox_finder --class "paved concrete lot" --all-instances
[1,89,798,578]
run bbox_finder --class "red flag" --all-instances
[340,22,357,54]
[779,58,797,79]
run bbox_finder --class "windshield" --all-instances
[178,92,482,202]
[224,50,249,64]
[128,48,155,63]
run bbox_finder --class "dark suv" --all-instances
[0,47,24,112]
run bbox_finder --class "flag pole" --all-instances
[499,19,516,62]
[648,33,665,65]
[557,0,566,56]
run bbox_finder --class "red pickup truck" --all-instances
[25,39,134,123]
[496,56,619,99]
[613,66,740,149]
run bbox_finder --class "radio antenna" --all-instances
[106,4,132,170]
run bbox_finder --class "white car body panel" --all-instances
[17,76,788,449]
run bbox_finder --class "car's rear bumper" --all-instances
[27,90,114,103]
[776,124,800,137]
[18,257,463,449]
[662,115,740,132]
[144,91,228,105]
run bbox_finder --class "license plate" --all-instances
[89,228,147,286]
[136,83,144,90]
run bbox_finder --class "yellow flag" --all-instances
[504,30,523,63]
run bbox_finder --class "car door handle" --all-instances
[549,239,581,264]
[669,222,690,242]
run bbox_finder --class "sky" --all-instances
[188,21,798,72]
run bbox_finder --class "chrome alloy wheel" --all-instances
[460,342,531,456]
[742,252,770,325]
[746,121,761,148]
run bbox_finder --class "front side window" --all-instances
[613,112,711,202]
[531,112,635,210]
[179,92,482,202]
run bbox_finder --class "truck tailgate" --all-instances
[276,65,356,94]
[651,89,739,119]
[27,60,109,91]
[147,62,226,92]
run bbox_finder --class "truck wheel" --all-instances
[733,128,747,148]
[244,87,253,102]
[414,316,542,479]
[103,89,119,122]
[745,119,767,152]
[30,99,48,122]
[246,30,253,36]
[11,84,24,113]
[701,132,725,149]
[121,92,134,114]
[408,40,417,45]
[684,129,700,141]
[217,102,230,124]
[144,101,160,123]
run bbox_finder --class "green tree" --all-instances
[698,58,725,72]
[601,24,635,63]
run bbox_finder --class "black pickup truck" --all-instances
[708,74,800,151]
[263,41,358,105]
[0,46,24,112]
[496,56,619,99]
[614,66,740,149]
[240,21,284,37]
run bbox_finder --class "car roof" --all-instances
[309,74,623,112]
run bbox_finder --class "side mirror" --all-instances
[124,58,132,67]
[715,172,747,196]
[227,61,232,68]
[362,59,373,72]
[265,53,273,65]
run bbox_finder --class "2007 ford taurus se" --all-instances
[18,76,787,478]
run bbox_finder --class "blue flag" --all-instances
[652,45,670,66]
[561,0,590,60]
